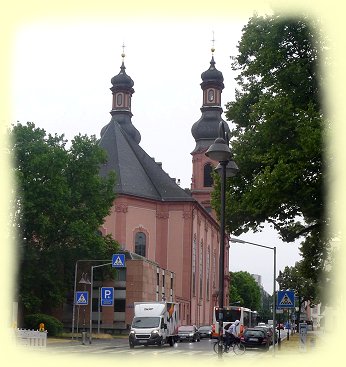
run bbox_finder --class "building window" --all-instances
[114,299,126,312]
[213,250,216,289]
[204,163,213,187]
[135,232,146,257]
[199,241,203,298]
[206,246,210,300]
[115,268,126,281]
[208,89,215,102]
[116,93,123,106]
[192,234,197,296]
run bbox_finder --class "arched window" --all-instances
[135,232,146,257]
[204,163,213,187]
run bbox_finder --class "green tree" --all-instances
[11,122,119,315]
[212,14,329,301]
[276,262,318,323]
[229,271,261,311]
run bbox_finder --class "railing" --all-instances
[15,328,47,347]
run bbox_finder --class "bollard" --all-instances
[81,331,87,345]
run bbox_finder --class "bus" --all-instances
[211,306,258,338]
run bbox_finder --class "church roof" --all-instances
[99,119,194,202]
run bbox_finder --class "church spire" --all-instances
[191,39,228,154]
[104,45,140,144]
[110,44,134,116]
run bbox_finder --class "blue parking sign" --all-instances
[101,287,114,306]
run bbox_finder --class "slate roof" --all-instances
[99,118,194,202]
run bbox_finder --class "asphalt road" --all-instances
[43,336,277,359]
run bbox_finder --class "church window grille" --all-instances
[135,232,146,257]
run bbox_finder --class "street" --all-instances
[44,336,282,359]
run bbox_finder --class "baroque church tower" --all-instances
[93,47,230,330]
[191,47,230,214]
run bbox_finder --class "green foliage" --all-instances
[11,122,120,315]
[212,14,330,302]
[24,313,63,336]
[277,262,318,322]
[229,271,261,311]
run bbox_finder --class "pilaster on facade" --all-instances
[114,204,129,213]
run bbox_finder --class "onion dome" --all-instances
[200,56,224,89]
[111,60,134,92]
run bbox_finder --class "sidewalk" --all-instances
[273,330,323,355]
[46,333,128,347]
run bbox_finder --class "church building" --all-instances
[94,48,231,331]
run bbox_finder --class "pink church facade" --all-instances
[94,51,231,329]
[100,194,229,327]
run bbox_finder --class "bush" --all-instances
[24,314,63,336]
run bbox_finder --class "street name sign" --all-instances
[75,291,88,305]
[277,290,295,309]
[112,253,125,268]
[101,287,114,306]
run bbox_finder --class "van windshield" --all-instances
[132,317,160,328]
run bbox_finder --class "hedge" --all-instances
[24,313,63,336]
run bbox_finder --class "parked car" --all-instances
[240,328,270,350]
[254,326,272,341]
[254,325,277,344]
[178,325,201,342]
[198,325,213,339]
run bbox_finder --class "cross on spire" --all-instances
[211,31,215,54]
[121,42,126,60]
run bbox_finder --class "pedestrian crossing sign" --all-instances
[75,291,88,305]
[277,290,295,309]
[112,253,125,268]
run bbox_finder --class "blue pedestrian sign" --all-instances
[75,291,88,305]
[112,253,125,268]
[277,290,295,309]
[101,287,114,306]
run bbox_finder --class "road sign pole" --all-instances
[89,266,94,344]
[88,262,112,344]
[98,287,101,334]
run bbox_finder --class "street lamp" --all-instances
[78,273,91,342]
[230,237,277,355]
[205,121,239,357]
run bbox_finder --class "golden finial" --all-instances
[121,42,126,59]
[211,31,215,54]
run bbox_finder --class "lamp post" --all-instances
[72,259,110,340]
[205,121,239,357]
[78,273,91,344]
[89,262,112,344]
[230,237,277,355]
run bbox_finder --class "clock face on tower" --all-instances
[208,89,214,102]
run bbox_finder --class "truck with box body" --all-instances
[129,302,179,348]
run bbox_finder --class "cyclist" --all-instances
[225,320,240,351]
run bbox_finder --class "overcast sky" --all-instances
[10,14,303,294]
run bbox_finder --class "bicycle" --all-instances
[213,337,246,355]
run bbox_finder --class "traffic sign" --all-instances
[277,290,295,308]
[112,253,125,268]
[75,291,88,305]
[101,287,114,306]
